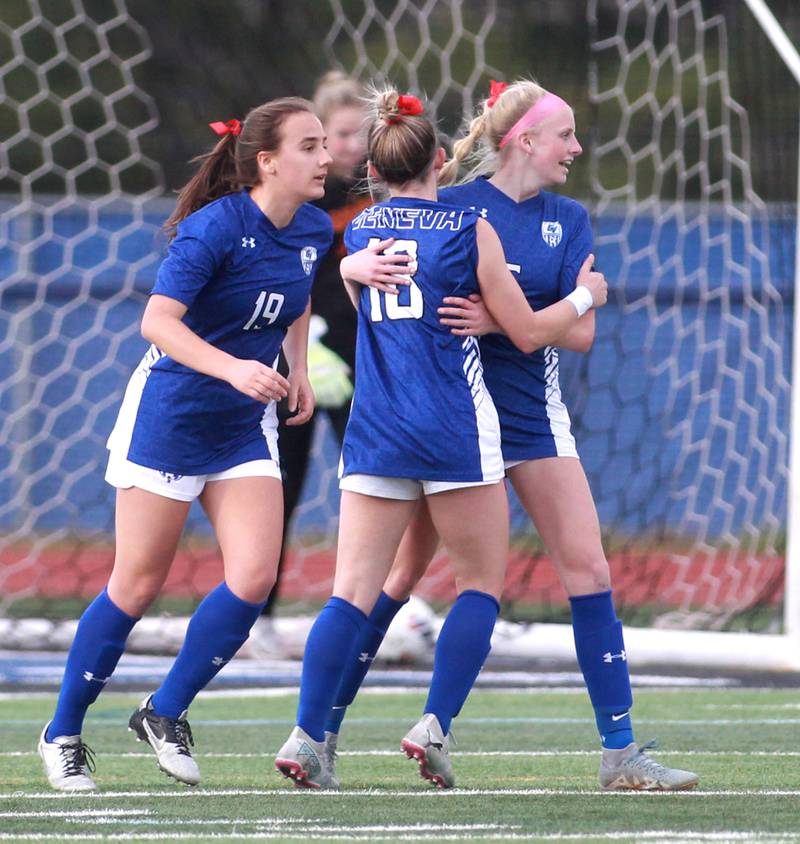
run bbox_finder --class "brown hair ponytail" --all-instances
[165,97,314,238]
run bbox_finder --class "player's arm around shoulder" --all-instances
[475,219,607,354]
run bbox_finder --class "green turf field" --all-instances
[2,685,799,842]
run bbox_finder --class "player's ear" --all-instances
[433,147,446,171]
[518,131,536,156]
[366,160,380,181]
[256,150,277,178]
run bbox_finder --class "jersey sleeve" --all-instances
[558,203,593,297]
[152,215,229,308]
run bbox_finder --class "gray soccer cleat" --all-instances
[38,722,97,791]
[599,740,699,791]
[401,713,454,789]
[275,726,339,789]
[128,695,200,785]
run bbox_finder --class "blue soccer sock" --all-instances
[48,588,139,740]
[325,591,407,734]
[151,581,264,719]
[424,590,499,735]
[298,597,367,742]
[570,590,634,749]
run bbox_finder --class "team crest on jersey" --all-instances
[541,221,563,248]
[300,245,317,275]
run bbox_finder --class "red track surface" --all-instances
[1,544,784,610]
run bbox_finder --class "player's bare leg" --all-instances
[398,481,508,788]
[508,457,698,790]
[131,476,284,786]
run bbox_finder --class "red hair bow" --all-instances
[397,94,424,116]
[208,119,242,137]
[487,80,508,108]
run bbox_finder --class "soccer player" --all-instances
[274,86,607,789]
[327,79,700,791]
[37,98,334,791]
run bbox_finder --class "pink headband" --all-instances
[498,93,571,149]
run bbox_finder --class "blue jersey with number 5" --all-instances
[341,197,503,482]
[109,190,333,475]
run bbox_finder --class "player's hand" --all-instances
[340,237,414,294]
[577,254,607,308]
[225,359,289,404]
[285,369,315,425]
[438,294,501,336]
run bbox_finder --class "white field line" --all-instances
[0,832,798,842]
[3,788,800,799]
[6,716,800,728]
[3,749,800,759]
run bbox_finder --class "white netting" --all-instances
[0,0,163,618]
[580,0,790,629]
[0,0,795,648]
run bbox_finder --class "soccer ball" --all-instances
[377,595,437,664]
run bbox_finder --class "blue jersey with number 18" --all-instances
[341,196,503,483]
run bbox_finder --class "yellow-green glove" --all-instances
[307,316,353,409]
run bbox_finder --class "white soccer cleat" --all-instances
[275,725,339,789]
[128,695,200,786]
[600,740,699,791]
[401,713,455,789]
[38,722,97,791]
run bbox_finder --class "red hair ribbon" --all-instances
[208,119,242,137]
[487,80,508,108]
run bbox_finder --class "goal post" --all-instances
[739,0,800,645]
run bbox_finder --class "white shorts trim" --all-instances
[105,452,281,502]
[339,473,503,501]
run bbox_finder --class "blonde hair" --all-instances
[439,79,549,185]
[313,70,364,125]
[365,85,437,187]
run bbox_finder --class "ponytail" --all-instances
[164,97,315,239]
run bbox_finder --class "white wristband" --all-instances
[565,285,593,317]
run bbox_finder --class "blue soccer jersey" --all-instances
[440,178,593,461]
[107,190,333,475]
[341,197,503,482]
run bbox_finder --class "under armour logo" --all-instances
[242,236,256,248]
[357,652,374,663]
[603,650,627,663]
[83,671,109,684]
[211,656,228,666]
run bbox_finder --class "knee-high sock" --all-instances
[424,590,499,735]
[325,591,407,734]
[48,589,139,740]
[151,581,264,719]
[570,590,634,749]
[297,597,367,742]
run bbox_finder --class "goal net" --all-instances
[1,0,798,668]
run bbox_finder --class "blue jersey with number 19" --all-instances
[341,197,503,483]
[107,189,333,475]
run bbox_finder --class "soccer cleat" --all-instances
[599,740,699,791]
[128,695,200,785]
[275,726,339,789]
[38,722,97,791]
[401,713,454,789]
